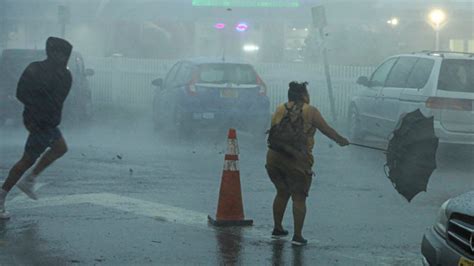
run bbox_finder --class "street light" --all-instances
[387,17,399,27]
[429,9,446,26]
[428,9,447,50]
[243,44,259,53]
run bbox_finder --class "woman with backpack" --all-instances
[266,81,349,246]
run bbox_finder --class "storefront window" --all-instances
[449,39,465,52]
[468,40,474,53]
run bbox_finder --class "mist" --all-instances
[1,0,473,265]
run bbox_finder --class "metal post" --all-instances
[60,23,66,38]
[435,29,440,51]
[319,27,337,121]
[0,0,6,50]
[58,5,69,39]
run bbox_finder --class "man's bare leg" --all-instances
[30,137,68,177]
[17,137,68,200]
[1,153,36,219]
[2,153,37,192]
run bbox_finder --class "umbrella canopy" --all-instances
[385,109,439,202]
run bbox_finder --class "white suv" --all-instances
[349,51,474,145]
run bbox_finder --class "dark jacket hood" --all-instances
[46,37,73,67]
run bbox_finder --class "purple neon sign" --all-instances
[214,23,226,29]
[235,23,249,32]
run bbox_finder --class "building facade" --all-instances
[1,0,473,65]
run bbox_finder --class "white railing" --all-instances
[84,56,375,119]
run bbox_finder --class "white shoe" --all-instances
[0,211,10,219]
[0,196,10,220]
[17,178,38,200]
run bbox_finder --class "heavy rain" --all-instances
[0,0,473,265]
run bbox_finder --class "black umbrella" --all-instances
[351,109,439,202]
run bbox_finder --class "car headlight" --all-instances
[434,199,450,238]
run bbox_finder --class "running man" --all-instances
[1,37,73,219]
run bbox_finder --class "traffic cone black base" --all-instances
[208,215,253,227]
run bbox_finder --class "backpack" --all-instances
[267,103,309,160]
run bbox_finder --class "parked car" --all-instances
[349,51,474,145]
[151,58,270,137]
[0,49,95,126]
[421,191,474,266]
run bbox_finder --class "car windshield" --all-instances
[198,63,257,84]
[438,59,474,93]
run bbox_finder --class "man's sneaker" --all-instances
[291,235,308,246]
[17,179,38,200]
[0,197,10,220]
[0,209,10,219]
[271,228,289,239]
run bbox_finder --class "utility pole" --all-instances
[428,9,447,51]
[312,6,337,121]
[58,5,70,38]
[435,27,440,51]
[0,0,7,50]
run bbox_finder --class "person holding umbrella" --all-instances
[266,81,349,246]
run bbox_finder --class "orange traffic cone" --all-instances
[208,129,253,226]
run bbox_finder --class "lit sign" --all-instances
[235,23,249,32]
[192,0,300,8]
[214,23,226,29]
[243,44,259,52]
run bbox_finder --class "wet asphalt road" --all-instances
[0,113,473,265]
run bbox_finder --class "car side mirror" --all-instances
[84,68,95,77]
[356,76,370,87]
[152,78,163,87]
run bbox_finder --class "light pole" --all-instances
[0,0,6,49]
[58,5,70,38]
[428,9,447,51]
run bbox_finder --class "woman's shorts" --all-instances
[266,149,313,197]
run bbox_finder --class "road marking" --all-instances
[12,192,206,226]
[10,193,420,265]
[12,192,275,240]
[11,192,297,241]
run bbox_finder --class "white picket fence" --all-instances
[84,56,375,120]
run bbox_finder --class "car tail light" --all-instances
[187,83,197,96]
[426,97,473,111]
[187,73,199,96]
[256,74,267,96]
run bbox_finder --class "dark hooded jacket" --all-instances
[16,37,73,131]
